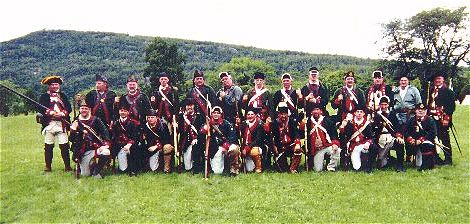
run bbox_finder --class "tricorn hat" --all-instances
[117,98,130,111]
[127,75,138,83]
[219,72,230,80]
[344,71,355,80]
[281,73,292,80]
[75,94,89,108]
[95,74,108,83]
[393,67,411,81]
[372,68,384,78]
[428,71,448,82]
[193,70,204,79]
[353,104,367,113]
[245,106,261,114]
[41,75,63,85]
[379,96,390,104]
[147,109,158,117]
[211,106,223,114]
[253,72,265,80]
[309,67,319,72]
[159,72,170,79]
[415,102,427,110]
[277,101,289,113]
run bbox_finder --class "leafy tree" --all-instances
[381,7,470,92]
[143,37,186,91]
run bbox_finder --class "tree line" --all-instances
[1,6,469,116]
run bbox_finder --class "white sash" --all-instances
[309,116,332,144]
[158,86,174,107]
[248,88,268,107]
[348,120,371,142]
[183,114,199,133]
[280,89,295,110]
[346,87,358,104]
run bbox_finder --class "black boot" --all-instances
[444,147,453,165]
[92,156,109,179]
[44,144,54,172]
[396,145,405,172]
[59,144,72,171]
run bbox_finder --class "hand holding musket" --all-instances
[173,115,181,172]
[339,113,353,129]
[204,95,211,179]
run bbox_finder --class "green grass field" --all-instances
[1,106,469,223]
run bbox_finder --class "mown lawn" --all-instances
[1,106,469,223]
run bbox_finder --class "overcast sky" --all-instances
[1,0,468,59]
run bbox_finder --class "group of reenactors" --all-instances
[36,66,457,178]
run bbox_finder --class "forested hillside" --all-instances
[1,30,376,96]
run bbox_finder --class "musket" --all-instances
[302,95,310,172]
[377,112,396,133]
[0,83,50,113]
[235,99,246,173]
[450,123,462,156]
[1,83,103,141]
[173,115,182,172]
[426,81,431,107]
[204,94,210,180]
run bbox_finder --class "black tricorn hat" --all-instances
[415,102,427,110]
[147,109,158,117]
[253,72,265,80]
[344,71,355,79]
[281,73,292,80]
[353,104,367,113]
[75,94,89,108]
[309,67,319,72]
[379,96,390,104]
[117,98,130,111]
[428,71,448,81]
[95,74,108,82]
[127,75,138,83]
[277,102,289,113]
[41,75,63,85]
[159,72,170,79]
[219,72,229,80]
[372,68,384,78]
[193,70,204,79]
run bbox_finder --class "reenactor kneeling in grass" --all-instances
[70,96,111,179]
[404,103,438,171]
[142,109,174,173]
[304,106,341,172]
[270,102,302,173]
[239,107,266,173]
[177,98,205,174]
[111,100,141,176]
[200,106,240,176]
[371,96,405,172]
[339,105,377,173]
